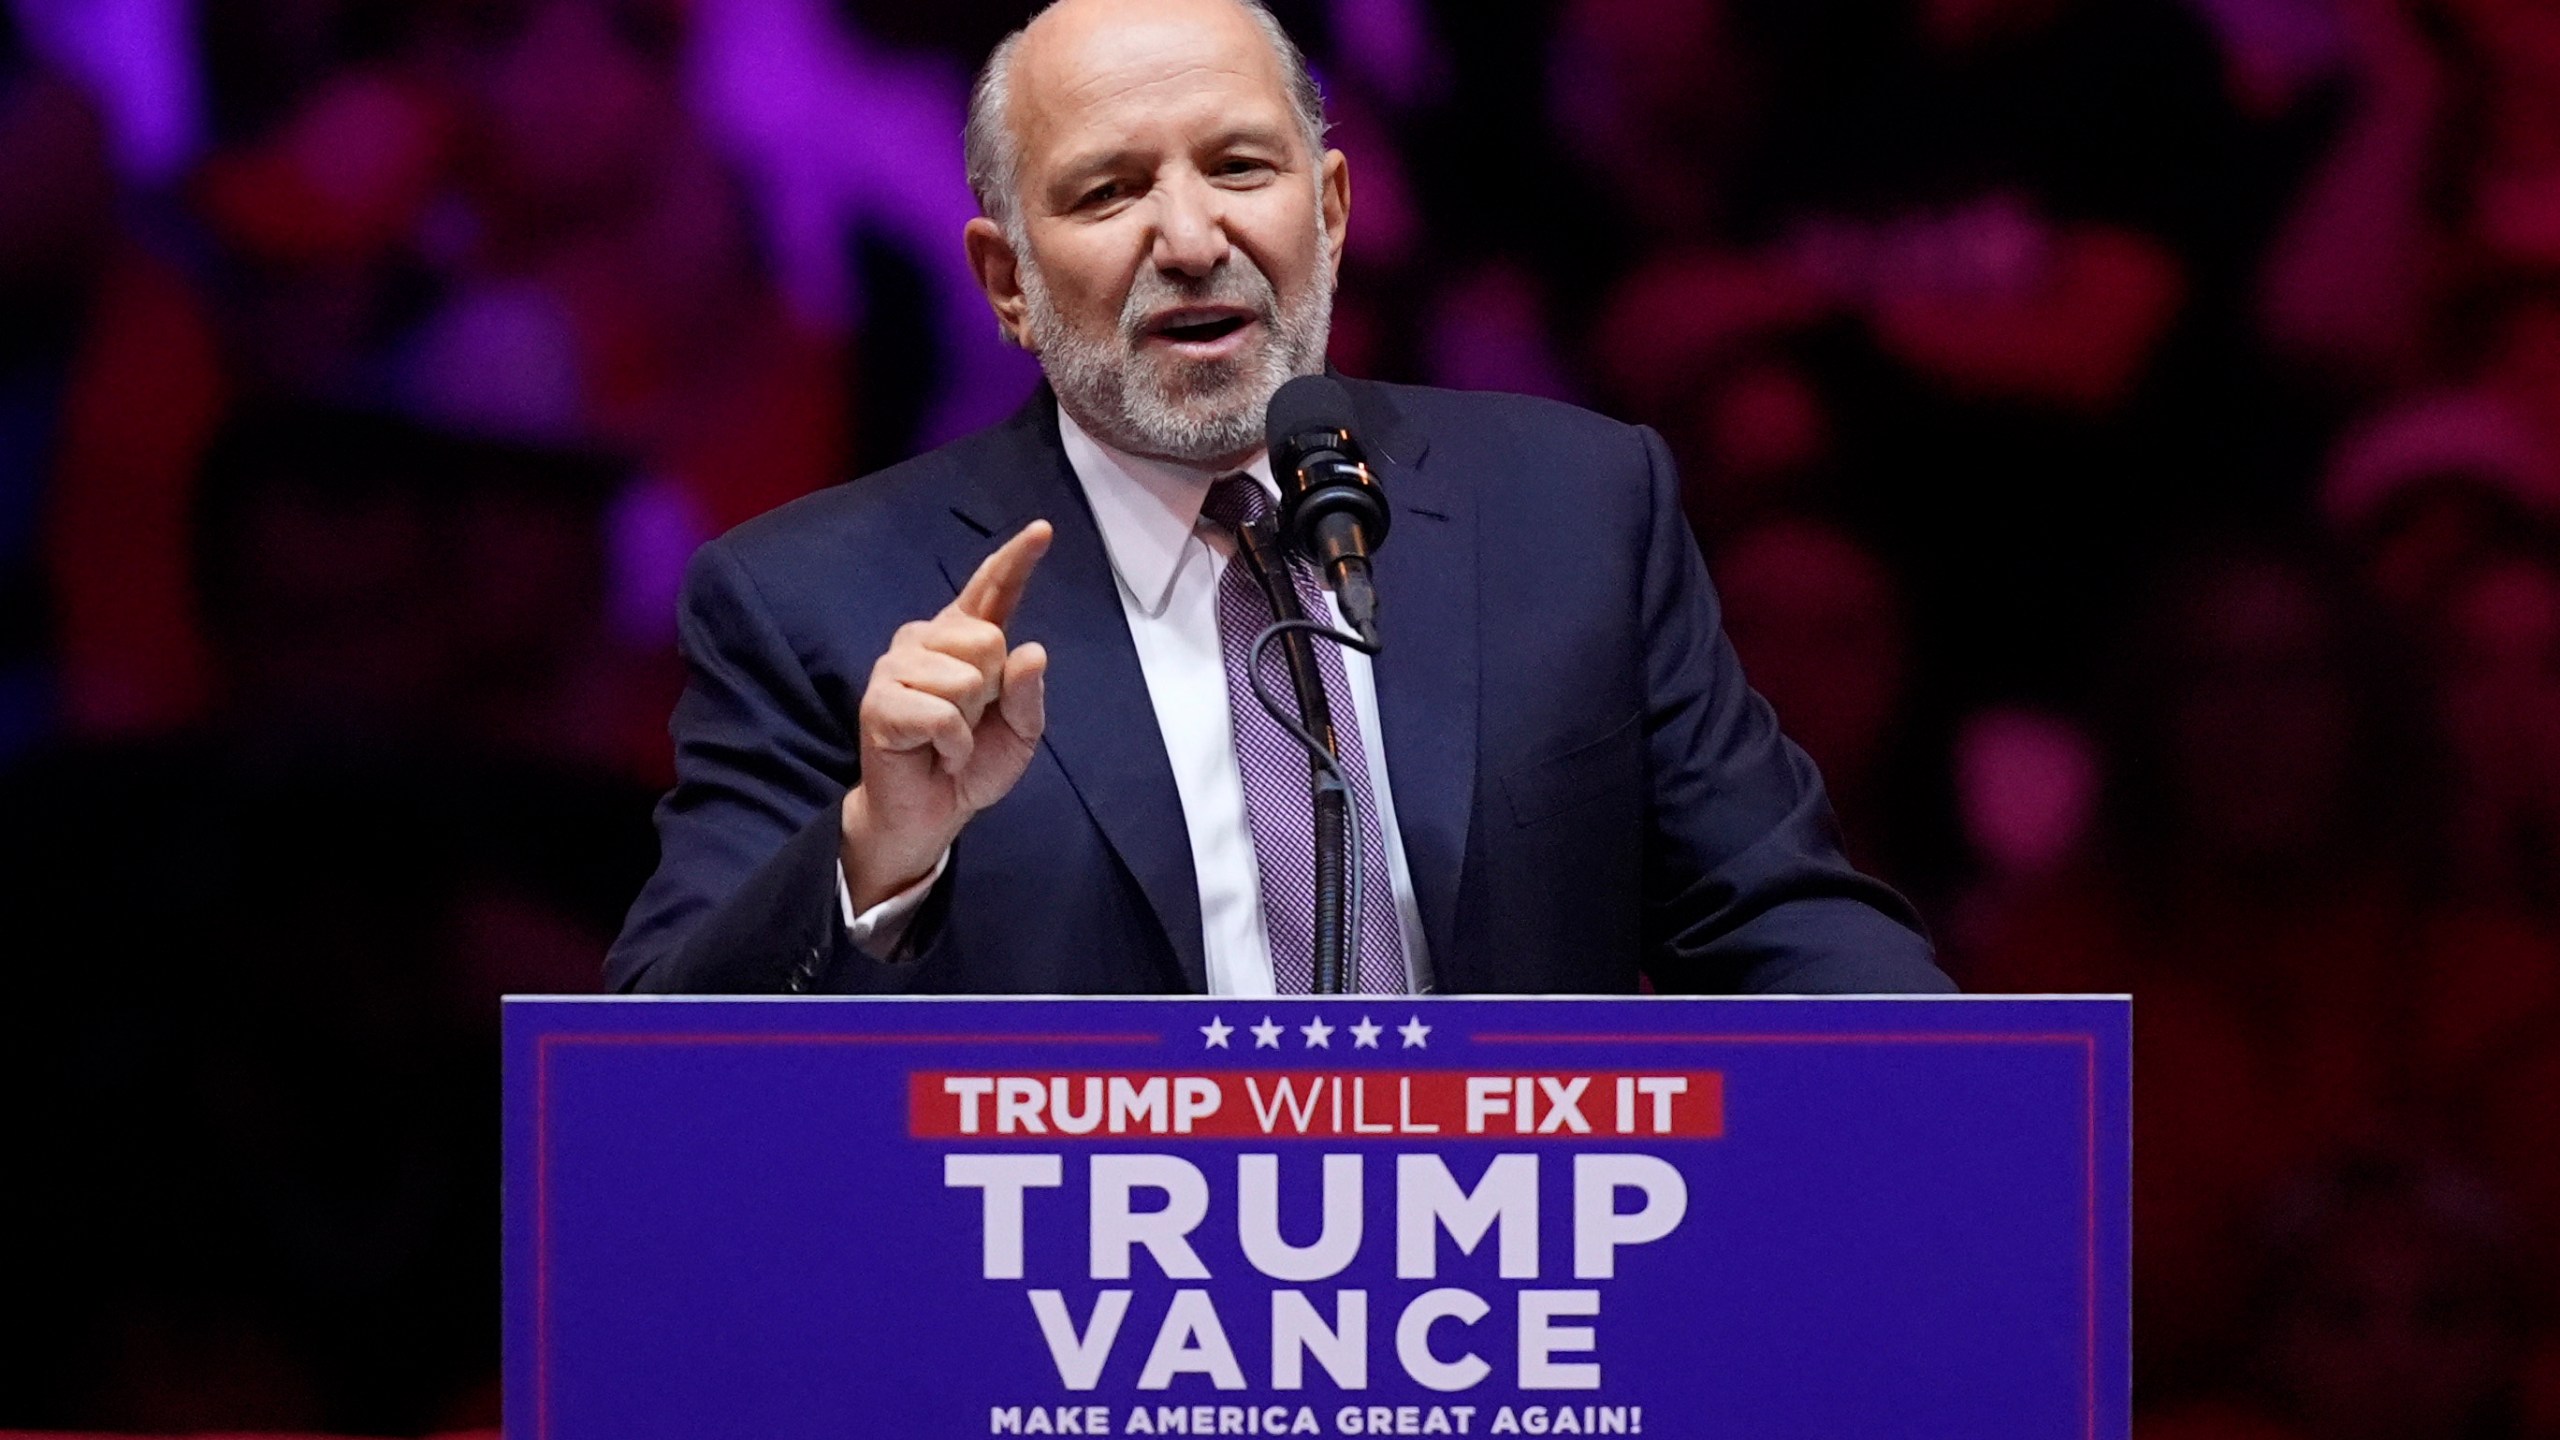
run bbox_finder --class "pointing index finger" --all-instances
[951,520,1054,628]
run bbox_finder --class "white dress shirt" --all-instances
[840,404,1432,995]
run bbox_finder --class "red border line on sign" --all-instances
[2085,1034,2100,1440]
[534,1028,549,1440]
[532,1029,1157,1440]
[546,1031,1165,1047]
[1474,1029,2107,1440]
[534,1027,2108,1440]
[1469,1031,2094,1045]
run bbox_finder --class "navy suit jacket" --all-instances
[606,379,1952,996]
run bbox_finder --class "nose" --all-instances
[1149,172,1231,279]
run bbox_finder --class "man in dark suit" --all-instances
[607,0,1950,997]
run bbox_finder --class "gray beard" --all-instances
[1020,228,1334,467]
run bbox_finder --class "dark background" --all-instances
[1,0,2556,1433]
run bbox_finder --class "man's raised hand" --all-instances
[840,521,1053,912]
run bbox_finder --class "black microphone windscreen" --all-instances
[1265,374,1357,457]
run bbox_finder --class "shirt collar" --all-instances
[1055,400,1279,617]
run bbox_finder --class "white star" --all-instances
[1300,1016,1336,1048]
[1398,1015,1432,1049]
[1200,1016,1234,1049]
[1250,1016,1285,1049]
[1350,1016,1383,1049]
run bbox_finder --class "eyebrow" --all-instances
[1046,122,1300,198]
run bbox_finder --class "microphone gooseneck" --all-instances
[1231,518,1361,996]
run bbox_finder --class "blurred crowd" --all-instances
[0,0,2556,1433]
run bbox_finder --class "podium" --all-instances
[504,997,2128,1438]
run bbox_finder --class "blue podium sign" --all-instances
[504,997,2128,1439]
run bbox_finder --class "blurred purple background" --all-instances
[2,0,2558,1434]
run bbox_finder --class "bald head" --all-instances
[965,0,1328,235]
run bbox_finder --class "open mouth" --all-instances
[1147,308,1258,346]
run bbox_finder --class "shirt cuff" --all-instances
[837,850,950,959]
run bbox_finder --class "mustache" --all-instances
[1118,259,1279,343]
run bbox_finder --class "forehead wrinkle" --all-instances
[1051,55,1271,118]
[1042,71,1297,172]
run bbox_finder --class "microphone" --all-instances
[1266,375,1390,647]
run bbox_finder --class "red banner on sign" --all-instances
[908,1071,1725,1141]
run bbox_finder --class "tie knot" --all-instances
[1201,474,1274,532]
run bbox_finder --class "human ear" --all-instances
[1320,149,1351,281]
[965,216,1034,349]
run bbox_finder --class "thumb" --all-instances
[998,642,1048,742]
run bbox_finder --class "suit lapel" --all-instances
[1349,382,1479,985]
[936,395,1208,992]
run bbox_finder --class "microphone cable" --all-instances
[1231,516,1380,996]
[1246,617,1381,996]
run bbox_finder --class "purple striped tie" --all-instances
[1201,476,1405,994]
